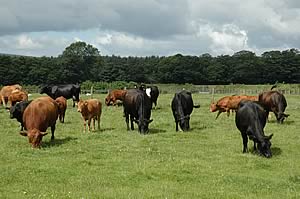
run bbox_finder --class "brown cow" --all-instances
[258,90,289,123]
[105,89,127,106]
[20,96,59,148]
[8,89,28,107]
[210,95,258,119]
[0,84,22,108]
[77,99,102,132]
[55,96,67,123]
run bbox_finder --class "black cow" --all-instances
[123,89,153,134]
[171,90,200,131]
[40,84,80,107]
[235,100,273,158]
[258,90,289,123]
[146,86,160,109]
[10,100,32,130]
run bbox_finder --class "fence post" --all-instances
[90,86,94,99]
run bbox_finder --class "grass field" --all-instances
[0,93,299,198]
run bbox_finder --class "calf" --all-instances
[77,99,102,132]
[171,90,200,131]
[235,100,273,158]
[20,96,59,148]
[0,84,22,108]
[55,96,67,123]
[123,89,153,134]
[258,91,289,123]
[210,95,258,119]
[105,89,127,106]
[10,100,32,130]
[8,89,28,107]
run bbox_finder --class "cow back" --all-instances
[23,97,59,132]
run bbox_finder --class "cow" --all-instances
[10,100,32,130]
[145,86,160,109]
[210,95,258,119]
[8,89,28,107]
[0,84,22,108]
[258,90,289,123]
[123,89,153,134]
[55,96,67,123]
[105,89,127,106]
[20,96,59,148]
[77,99,102,132]
[40,84,80,107]
[171,90,200,131]
[235,100,273,158]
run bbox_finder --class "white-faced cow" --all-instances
[40,84,80,107]
[20,96,59,148]
[123,89,153,134]
[235,100,273,158]
[145,86,159,109]
[258,90,289,123]
[171,90,200,132]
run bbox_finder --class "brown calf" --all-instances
[210,95,258,119]
[0,84,22,108]
[8,89,28,107]
[55,96,67,123]
[105,89,127,106]
[77,99,102,132]
[20,96,59,148]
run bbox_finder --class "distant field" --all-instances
[0,93,299,198]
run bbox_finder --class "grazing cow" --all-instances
[0,84,22,108]
[10,100,32,130]
[8,89,28,107]
[105,89,127,106]
[235,100,273,158]
[210,95,258,119]
[55,96,67,123]
[145,86,160,109]
[123,89,153,134]
[40,84,80,107]
[171,90,200,131]
[258,90,289,123]
[20,96,59,148]
[77,99,102,132]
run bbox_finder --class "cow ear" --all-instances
[20,131,28,137]
[266,134,273,140]
[40,132,48,137]
[84,101,88,106]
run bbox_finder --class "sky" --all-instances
[0,0,300,57]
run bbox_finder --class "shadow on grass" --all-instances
[267,120,294,125]
[248,146,282,157]
[149,128,167,134]
[42,136,77,148]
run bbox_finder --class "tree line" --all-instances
[0,41,299,86]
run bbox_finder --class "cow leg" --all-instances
[92,117,96,131]
[175,121,179,131]
[82,118,87,132]
[241,133,248,153]
[130,116,134,130]
[125,113,130,131]
[227,110,230,117]
[72,99,75,108]
[97,115,100,130]
[62,111,65,123]
[253,141,257,151]
[51,125,55,140]
[1,96,5,107]
[215,111,222,119]
[88,118,92,132]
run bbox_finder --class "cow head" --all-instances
[258,134,273,158]
[278,113,289,124]
[210,103,218,112]
[20,129,48,148]
[178,115,190,131]
[77,100,87,113]
[9,104,19,119]
[105,95,112,106]
[134,118,153,134]
[40,86,50,94]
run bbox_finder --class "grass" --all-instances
[0,93,299,198]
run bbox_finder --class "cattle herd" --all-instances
[0,83,289,158]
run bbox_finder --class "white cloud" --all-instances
[16,35,42,49]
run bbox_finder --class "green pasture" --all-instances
[0,93,299,198]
